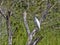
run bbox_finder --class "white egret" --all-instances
[34,16,40,29]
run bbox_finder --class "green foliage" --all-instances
[0,0,60,45]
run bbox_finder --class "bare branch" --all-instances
[0,10,6,18]
[26,28,38,45]
[39,0,57,24]
[30,36,43,45]
[23,11,30,35]
[31,28,38,37]
[27,34,33,45]
[6,11,12,45]
[33,36,43,45]
[39,0,51,24]
[33,38,40,45]
[0,7,7,18]
[49,2,57,11]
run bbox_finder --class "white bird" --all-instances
[34,16,40,29]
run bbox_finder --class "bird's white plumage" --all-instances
[34,17,40,29]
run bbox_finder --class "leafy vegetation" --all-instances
[0,0,60,45]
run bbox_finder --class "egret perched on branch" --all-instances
[34,16,40,29]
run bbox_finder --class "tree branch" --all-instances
[33,36,43,45]
[49,2,57,11]
[31,28,38,37]
[30,36,43,45]
[0,10,6,18]
[23,11,30,35]
[6,11,12,45]
[39,0,51,24]
[0,7,6,18]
